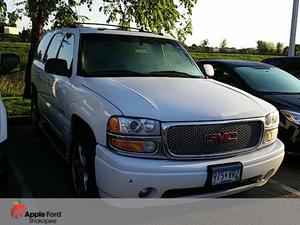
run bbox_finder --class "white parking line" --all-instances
[270,179,300,197]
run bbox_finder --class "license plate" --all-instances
[211,163,242,186]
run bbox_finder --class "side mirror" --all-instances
[45,58,70,76]
[0,53,20,74]
[203,64,214,77]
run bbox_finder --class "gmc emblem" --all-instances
[204,132,238,144]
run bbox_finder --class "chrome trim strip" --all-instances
[161,117,265,160]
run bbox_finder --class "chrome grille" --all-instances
[165,121,262,157]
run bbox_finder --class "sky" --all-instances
[6,0,299,48]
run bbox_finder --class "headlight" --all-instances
[265,111,279,128]
[107,116,160,154]
[281,110,300,125]
[262,111,279,146]
[107,116,160,135]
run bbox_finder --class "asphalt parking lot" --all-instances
[3,123,300,198]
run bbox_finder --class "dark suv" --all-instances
[262,57,300,79]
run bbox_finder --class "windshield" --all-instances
[234,66,300,93]
[80,34,203,78]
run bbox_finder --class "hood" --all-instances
[83,77,275,122]
[263,94,300,111]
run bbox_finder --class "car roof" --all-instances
[50,27,175,41]
[196,59,275,68]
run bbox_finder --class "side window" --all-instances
[36,33,53,61]
[212,65,242,88]
[43,33,63,63]
[57,33,75,72]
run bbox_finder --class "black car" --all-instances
[197,59,300,155]
[262,57,300,79]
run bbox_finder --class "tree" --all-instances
[256,40,276,55]
[17,0,92,98]
[283,46,289,56]
[52,1,89,28]
[7,10,21,27]
[199,39,209,48]
[239,48,256,54]
[219,39,227,53]
[275,42,284,55]
[100,0,198,40]
[282,45,300,56]
[0,0,7,26]
[296,44,300,56]
[19,28,31,41]
[198,39,209,52]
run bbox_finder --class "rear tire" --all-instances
[71,129,99,198]
[31,89,41,136]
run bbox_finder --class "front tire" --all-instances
[71,131,99,198]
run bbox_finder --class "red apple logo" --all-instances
[10,201,27,219]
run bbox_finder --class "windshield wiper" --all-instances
[147,71,198,78]
[87,69,145,76]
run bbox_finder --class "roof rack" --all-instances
[67,22,163,35]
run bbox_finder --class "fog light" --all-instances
[264,129,278,143]
[144,141,157,153]
[138,187,154,198]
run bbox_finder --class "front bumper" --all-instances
[95,139,284,198]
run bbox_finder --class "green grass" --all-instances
[0,71,30,117]
[190,52,274,62]
[2,97,31,116]
[0,71,25,97]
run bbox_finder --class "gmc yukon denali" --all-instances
[31,25,284,198]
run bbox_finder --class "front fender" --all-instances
[68,86,122,146]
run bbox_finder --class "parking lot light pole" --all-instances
[289,0,299,56]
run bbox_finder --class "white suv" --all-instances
[31,25,284,198]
